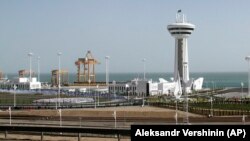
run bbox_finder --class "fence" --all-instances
[0,125,130,141]
[150,102,250,116]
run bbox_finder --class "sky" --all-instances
[0,0,250,74]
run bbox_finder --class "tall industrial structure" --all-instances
[75,51,100,84]
[167,10,195,92]
[51,69,69,87]
[18,70,34,78]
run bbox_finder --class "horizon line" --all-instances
[2,71,248,74]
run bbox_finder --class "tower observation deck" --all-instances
[167,10,195,91]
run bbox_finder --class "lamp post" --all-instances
[8,107,11,125]
[105,56,110,105]
[94,85,97,109]
[79,117,82,127]
[208,81,214,117]
[210,97,213,117]
[142,92,145,107]
[185,89,189,124]
[136,80,139,97]
[88,79,91,95]
[174,72,182,124]
[241,82,244,101]
[113,80,116,100]
[37,56,41,93]
[88,78,92,107]
[142,58,146,80]
[57,52,62,108]
[97,85,99,106]
[142,58,146,107]
[28,52,33,82]
[175,98,178,125]
[206,82,208,96]
[183,79,189,124]
[112,110,116,128]
[105,56,110,86]
[13,85,17,107]
[37,56,40,82]
[58,109,62,127]
[125,84,129,102]
[212,81,215,94]
[245,56,250,97]
[135,79,139,105]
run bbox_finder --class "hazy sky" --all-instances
[1,0,250,74]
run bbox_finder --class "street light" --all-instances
[209,81,214,117]
[125,84,129,102]
[142,58,146,107]
[245,56,250,97]
[206,82,208,95]
[135,79,139,105]
[175,98,179,125]
[105,56,110,104]
[113,80,116,100]
[112,110,116,128]
[174,72,182,124]
[212,81,215,94]
[58,109,62,127]
[210,97,213,117]
[142,92,145,107]
[57,52,62,108]
[13,85,17,107]
[94,85,97,109]
[37,56,40,82]
[142,58,146,80]
[8,107,11,125]
[136,80,139,97]
[37,56,41,94]
[183,79,189,124]
[28,52,33,83]
[105,56,110,86]
[97,85,99,106]
[241,82,244,100]
[88,79,91,95]
[180,62,189,124]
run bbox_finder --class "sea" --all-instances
[4,72,248,89]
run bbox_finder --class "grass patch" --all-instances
[190,102,250,111]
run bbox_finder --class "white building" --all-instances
[148,81,160,95]
[108,77,203,97]
[108,78,174,96]
[109,79,149,96]
[0,77,41,90]
[158,82,175,95]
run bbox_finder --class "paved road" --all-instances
[0,115,248,129]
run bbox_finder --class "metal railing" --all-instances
[0,125,130,141]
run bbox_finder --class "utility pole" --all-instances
[183,81,189,124]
